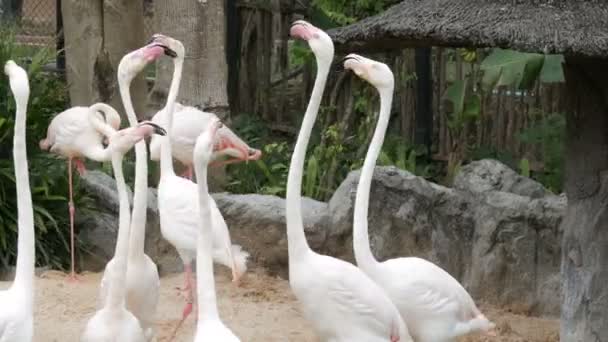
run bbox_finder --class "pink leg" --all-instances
[170,263,197,339]
[66,158,80,283]
[74,158,87,176]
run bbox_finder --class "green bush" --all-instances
[0,25,94,270]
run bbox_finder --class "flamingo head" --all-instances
[117,35,179,83]
[214,124,262,163]
[4,60,30,101]
[108,121,166,155]
[343,54,394,90]
[195,118,223,164]
[290,20,334,63]
[148,34,184,60]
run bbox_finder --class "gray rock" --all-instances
[78,161,565,316]
[212,193,328,274]
[326,165,564,316]
[453,159,551,198]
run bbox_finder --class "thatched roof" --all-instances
[329,0,608,58]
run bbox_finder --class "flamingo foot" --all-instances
[66,271,81,283]
[231,269,245,287]
[74,158,87,176]
[485,328,498,337]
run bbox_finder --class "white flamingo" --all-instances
[286,21,411,342]
[193,118,241,342]
[345,54,496,342]
[39,102,121,281]
[81,120,166,342]
[149,104,262,180]
[97,39,175,341]
[153,34,250,328]
[0,60,34,342]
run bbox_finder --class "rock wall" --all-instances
[77,159,565,316]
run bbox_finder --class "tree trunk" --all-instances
[151,0,230,119]
[151,0,230,188]
[62,0,146,116]
[561,57,608,342]
[61,0,104,106]
[199,0,230,118]
[102,0,147,117]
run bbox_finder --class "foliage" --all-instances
[517,112,565,193]
[377,135,432,178]
[311,0,399,27]
[480,49,565,90]
[0,25,93,270]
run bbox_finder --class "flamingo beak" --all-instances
[137,121,167,136]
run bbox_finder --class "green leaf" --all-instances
[480,49,545,90]
[519,158,531,178]
[463,94,481,119]
[443,80,466,117]
[540,55,565,83]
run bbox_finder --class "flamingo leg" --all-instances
[66,158,80,282]
[171,263,197,339]
[73,158,87,176]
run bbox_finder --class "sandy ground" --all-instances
[0,268,558,342]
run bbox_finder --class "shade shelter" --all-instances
[329,1,608,340]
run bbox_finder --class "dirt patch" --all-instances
[0,268,558,341]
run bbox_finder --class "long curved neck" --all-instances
[353,85,394,272]
[84,105,116,162]
[118,77,148,261]
[12,87,35,298]
[285,55,331,263]
[106,153,131,309]
[194,149,220,321]
[89,103,120,137]
[160,57,184,177]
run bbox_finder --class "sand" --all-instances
[0,268,558,341]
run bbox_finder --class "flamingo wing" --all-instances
[323,260,407,339]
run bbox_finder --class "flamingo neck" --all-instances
[12,86,35,300]
[88,103,121,138]
[106,153,131,310]
[160,57,184,178]
[193,146,220,321]
[118,77,148,262]
[353,86,394,273]
[84,104,118,162]
[285,56,331,263]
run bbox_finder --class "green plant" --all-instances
[376,135,431,178]
[0,25,94,270]
[518,112,565,193]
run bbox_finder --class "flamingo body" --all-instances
[0,288,33,342]
[284,23,412,342]
[290,252,409,342]
[194,319,240,342]
[343,54,495,342]
[371,258,492,341]
[98,255,160,339]
[81,308,144,342]
[96,41,173,341]
[81,122,166,342]
[192,119,241,341]
[0,61,34,342]
[158,175,248,277]
[150,103,261,175]
[40,106,119,159]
